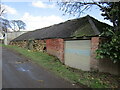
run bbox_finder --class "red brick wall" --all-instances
[46,39,64,63]
[90,37,100,71]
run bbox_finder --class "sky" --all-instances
[1,0,113,31]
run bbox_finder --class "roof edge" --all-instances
[87,15,100,35]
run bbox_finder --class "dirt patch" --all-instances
[68,67,120,88]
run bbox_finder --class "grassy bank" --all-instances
[3,45,119,88]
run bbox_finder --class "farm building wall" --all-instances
[90,37,120,75]
[46,39,64,63]
[10,40,46,52]
[6,31,27,45]
[10,40,28,48]
[9,37,120,75]
[90,37,100,71]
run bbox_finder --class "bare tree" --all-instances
[0,17,11,32]
[0,3,9,34]
[58,1,120,31]
[0,3,7,16]
[11,20,26,31]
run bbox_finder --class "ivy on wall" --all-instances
[96,27,120,63]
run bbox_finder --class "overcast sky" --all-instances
[1,0,113,31]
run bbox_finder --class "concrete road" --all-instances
[2,47,79,88]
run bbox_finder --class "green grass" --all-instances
[3,44,119,88]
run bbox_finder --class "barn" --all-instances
[10,15,119,75]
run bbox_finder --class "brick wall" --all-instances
[90,37,100,71]
[90,37,120,75]
[46,39,64,63]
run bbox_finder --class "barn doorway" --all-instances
[64,40,91,71]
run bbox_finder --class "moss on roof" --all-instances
[71,22,95,37]
[12,15,112,41]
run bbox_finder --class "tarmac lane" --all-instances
[2,47,78,88]
[0,46,2,89]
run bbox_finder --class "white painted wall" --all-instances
[4,31,27,45]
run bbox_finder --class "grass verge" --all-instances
[3,44,119,88]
